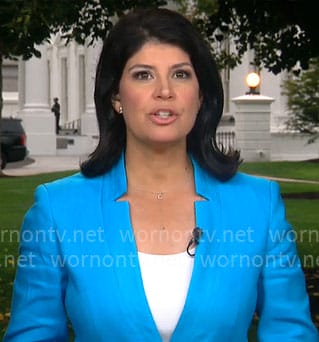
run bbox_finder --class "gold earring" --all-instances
[119,106,123,114]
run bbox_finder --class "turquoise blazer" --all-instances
[4,154,318,341]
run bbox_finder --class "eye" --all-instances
[132,70,153,80]
[173,69,191,79]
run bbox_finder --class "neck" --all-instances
[125,144,193,191]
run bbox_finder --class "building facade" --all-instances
[2,36,318,161]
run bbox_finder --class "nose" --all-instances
[153,76,175,100]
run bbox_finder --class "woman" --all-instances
[4,8,318,341]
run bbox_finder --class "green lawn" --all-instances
[278,181,319,194]
[240,160,319,181]
[240,161,319,339]
[0,162,318,338]
[0,171,76,336]
[285,200,319,267]
[240,161,319,266]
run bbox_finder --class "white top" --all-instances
[138,251,194,342]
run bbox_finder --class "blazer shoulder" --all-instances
[218,171,281,201]
[38,172,105,201]
[231,172,275,187]
[193,159,280,201]
[44,171,100,188]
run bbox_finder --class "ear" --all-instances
[111,94,122,113]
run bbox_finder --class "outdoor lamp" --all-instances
[246,72,260,94]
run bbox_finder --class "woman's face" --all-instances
[115,42,202,149]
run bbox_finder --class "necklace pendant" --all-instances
[156,192,164,200]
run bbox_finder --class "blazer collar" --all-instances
[102,152,220,201]
[102,153,128,201]
[99,152,223,340]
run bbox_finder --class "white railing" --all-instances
[61,119,81,134]
[216,131,236,151]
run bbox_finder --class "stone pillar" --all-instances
[19,45,56,155]
[18,60,25,111]
[232,94,274,161]
[81,44,99,136]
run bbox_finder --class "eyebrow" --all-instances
[127,62,193,72]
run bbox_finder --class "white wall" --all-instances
[2,92,19,118]
[226,52,289,132]
[4,30,316,160]
[271,133,319,161]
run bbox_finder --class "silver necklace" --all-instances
[155,191,164,200]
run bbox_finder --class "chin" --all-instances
[145,136,186,149]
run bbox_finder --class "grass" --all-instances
[277,182,319,194]
[240,161,319,266]
[239,160,319,181]
[285,200,319,266]
[241,160,319,338]
[0,171,76,336]
[0,162,318,338]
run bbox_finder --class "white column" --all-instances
[67,42,78,124]
[18,59,25,111]
[49,43,59,109]
[232,94,274,161]
[19,44,56,155]
[81,44,99,136]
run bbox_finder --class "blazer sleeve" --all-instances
[256,181,319,341]
[3,185,69,341]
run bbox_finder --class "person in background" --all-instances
[4,8,318,341]
[51,97,61,134]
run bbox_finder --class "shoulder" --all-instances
[220,172,280,201]
[192,156,280,200]
[35,155,127,206]
[228,171,277,189]
[196,162,279,197]
[197,168,282,212]
[213,173,284,222]
[34,172,105,206]
[43,172,102,192]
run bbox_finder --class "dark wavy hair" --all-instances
[80,8,241,181]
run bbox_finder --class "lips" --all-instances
[156,110,172,119]
[150,109,177,125]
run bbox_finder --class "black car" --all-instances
[1,117,28,169]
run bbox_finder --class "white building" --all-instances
[2,35,318,161]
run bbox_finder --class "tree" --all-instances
[176,0,319,74]
[2,0,318,170]
[0,0,166,174]
[281,58,319,140]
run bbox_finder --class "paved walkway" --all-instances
[3,155,319,185]
[3,155,81,176]
[253,175,319,184]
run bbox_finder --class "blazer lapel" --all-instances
[101,154,162,341]
[171,159,225,341]
[100,154,231,341]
